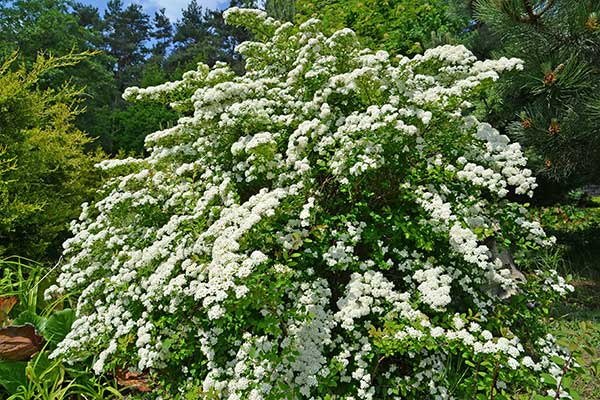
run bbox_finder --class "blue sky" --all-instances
[79,0,228,22]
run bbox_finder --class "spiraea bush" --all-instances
[47,8,578,399]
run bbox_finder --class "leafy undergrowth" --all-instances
[535,200,600,399]
[551,279,600,400]
[0,257,126,399]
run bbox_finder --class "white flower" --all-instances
[46,8,568,399]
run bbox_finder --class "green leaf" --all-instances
[0,359,27,394]
[27,351,63,386]
[541,373,557,386]
[550,355,565,365]
[13,311,47,332]
[42,309,76,345]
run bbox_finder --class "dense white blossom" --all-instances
[47,7,572,399]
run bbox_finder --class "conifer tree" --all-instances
[169,0,213,73]
[265,0,295,21]
[474,0,600,191]
[168,0,258,75]
[0,0,117,149]
[0,52,103,260]
[151,8,173,60]
[103,0,151,91]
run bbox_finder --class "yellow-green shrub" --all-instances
[0,52,104,261]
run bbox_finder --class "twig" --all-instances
[522,0,536,22]
[490,360,500,400]
[553,352,574,400]
[517,0,558,24]
[471,359,481,399]
[537,0,557,18]
[29,256,63,295]
[370,356,386,385]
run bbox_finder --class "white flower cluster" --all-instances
[322,221,365,269]
[413,265,452,311]
[47,7,573,399]
[540,269,575,296]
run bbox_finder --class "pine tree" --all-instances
[103,0,151,91]
[151,8,173,60]
[203,0,257,74]
[168,0,213,73]
[168,0,258,75]
[72,2,104,32]
[474,0,600,192]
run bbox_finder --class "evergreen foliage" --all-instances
[103,0,152,92]
[0,0,295,154]
[151,8,173,60]
[168,0,258,76]
[264,0,296,22]
[474,0,600,189]
[0,0,118,146]
[0,52,103,260]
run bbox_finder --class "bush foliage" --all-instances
[47,8,578,399]
[295,0,468,55]
[0,52,103,260]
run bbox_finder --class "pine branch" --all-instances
[517,0,557,24]
[522,0,536,22]
[537,0,557,18]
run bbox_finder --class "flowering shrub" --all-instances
[47,8,578,399]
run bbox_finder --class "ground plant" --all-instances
[45,8,581,399]
[0,257,124,399]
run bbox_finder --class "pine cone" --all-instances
[548,120,560,135]
[544,71,556,85]
[586,13,598,31]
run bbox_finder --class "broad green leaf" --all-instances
[42,309,75,345]
[0,359,27,394]
[13,311,47,332]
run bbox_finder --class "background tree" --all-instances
[0,52,104,261]
[446,0,500,59]
[474,0,600,197]
[265,0,295,21]
[72,2,104,32]
[168,0,214,74]
[0,0,118,149]
[167,0,259,76]
[90,0,177,153]
[151,8,173,61]
[103,0,151,92]
[295,0,469,55]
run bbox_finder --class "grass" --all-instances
[538,201,600,400]
[551,279,600,399]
